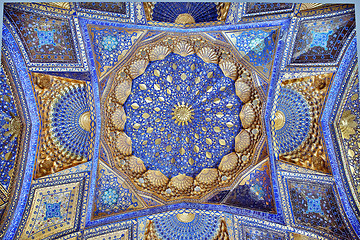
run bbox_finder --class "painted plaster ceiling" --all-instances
[0,2,359,240]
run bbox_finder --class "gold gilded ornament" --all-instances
[115,80,132,104]
[139,84,147,90]
[154,70,160,77]
[170,174,193,190]
[219,152,238,172]
[149,45,171,61]
[174,41,195,57]
[131,103,139,109]
[175,13,195,24]
[79,111,91,132]
[340,110,357,139]
[226,122,234,128]
[171,102,194,126]
[116,132,132,155]
[240,103,255,129]
[33,73,52,89]
[274,110,286,130]
[176,212,196,223]
[145,170,169,187]
[196,168,218,184]
[214,126,221,132]
[129,59,149,79]
[3,116,21,141]
[235,81,251,103]
[128,156,146,174]
[154,84,161,91]
[111,107,126,130]
[219,61,238,80]
[197,47,218,64]
[235,130,251,153]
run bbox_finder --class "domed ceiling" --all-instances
[0,2,359,240]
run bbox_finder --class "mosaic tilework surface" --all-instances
[79,2,127,15]
[89,26,144,78]
[5,6,77,64]
[244,3,294,16]
[332,58,360,222]
[291,12,355,65]
[224,159,275,212]
[0,64,22,191]
[93,163,144,219]
[273,87,311,154]
[142,31,163,41]
[124,53,242,178]
[138,210,234,240]
[1,2,360,240]
[103,34,264,202]
[33,74,94,178]
[242,225,285,240]
[224,28,278,79]
[271,73,333,173]
[288,180,352,239]
[152,3,218,23]
[16,174,88,240]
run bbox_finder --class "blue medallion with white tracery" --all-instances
[274,87,311,154]
[153,211,220,240]
[124,53,241,178]
[50,85,90,158]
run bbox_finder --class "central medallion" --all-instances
[171,102,194,126]
[106,36,262,200]
[124,53,242,178]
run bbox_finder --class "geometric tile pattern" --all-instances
[5,6,78,64]
[93,163,144,219]
[204,32,228,43]
[83,220,134,240]
[151,3,218,23]
[333,58,360,222]
[142,31,163,41]
[33,74,93,178]
[138,210,233,240]
[89,26,144,78]
[1,3,360,240]
[224,159,275,213]
[272,73,334,173]
[224,28,278,79]
[0,64,22,192]
[291,12,355,65]
[244,2,294,17]
[288,180,352,239]
[242,225,285,239]
[16,174,87,240]
[79,2,127,15]
[124,53,242,177]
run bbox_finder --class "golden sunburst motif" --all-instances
[340,110,357,139]
[175,13,196,24]
[171,102,195,126]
